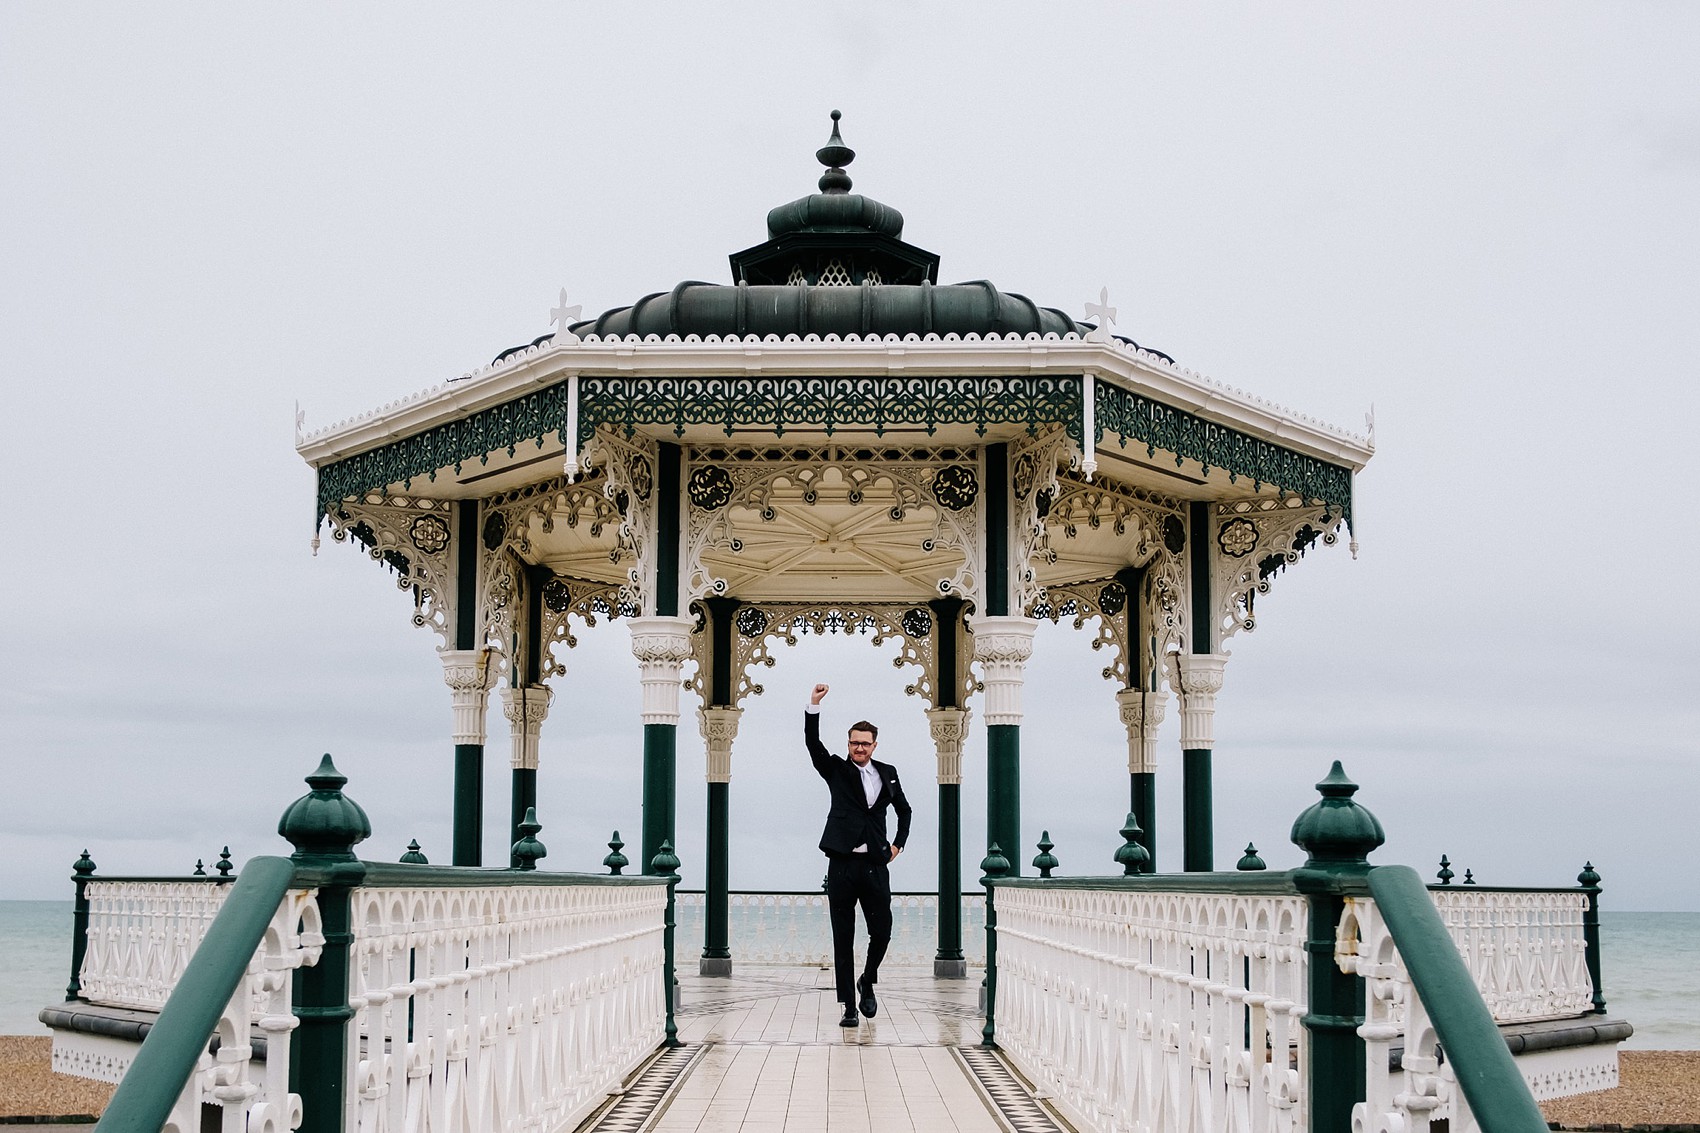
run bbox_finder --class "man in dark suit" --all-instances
[806,682,912,1027]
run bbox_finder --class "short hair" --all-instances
[847,720,879,740]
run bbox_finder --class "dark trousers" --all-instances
[825,854,892,1004]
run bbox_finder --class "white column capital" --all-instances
[1175,653,1229,750]
[1115,687,1167,775]
[925,706,972,785]
[629,616,695,726]
[969,615,1038,727]
[440,648,498,746]
[499,684,553,770]
[698,705,743,783]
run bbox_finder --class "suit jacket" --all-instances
[805,711,912,857]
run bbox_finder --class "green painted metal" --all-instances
[453,500,479,648]
[704,596,738,705]
[1290,762,1386,866]
[1130,771,1157,873]
[1188,501,1213,652]
[314,375,1087,520]
[935,784,963,965]
[66,850,95,1001]
[979,843,1010,1048]
[655,444,681,616]
[651,840,683,1048]
[1031,832,1057,878]
[641,723,678,876]
[1100,385,1354,526]
[511,807,546,870]
[277,755,371,862]
[452,743,483,867]
[1114,812,1150,875]
[604,831,630,875]
[930,597,964,707]
[985,444,1010,616]
[1579,861,1606,1014]
[1183,748,1213,872]
[986,725,1020,877]
[509,768,537,867]
[400,839,429,864]
[1236,843,1267,871]
[93,856,298,1133]
[1368,865,1550,1131]
[293,863,358,1133]
[703,782,731,961]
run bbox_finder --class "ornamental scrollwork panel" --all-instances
[1211,497,1344,643]
[1030,580,1132,686]
[325,493,458,643]
[1009,428,1069,616]
[582,429,659,612]
[681,444,983,606]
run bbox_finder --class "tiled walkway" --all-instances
[580,965,1068,1133]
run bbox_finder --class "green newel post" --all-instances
[1579,862,1606,1014]
[279,755,371,1133]
[979,842,1010,1048]
[1290,761,1384,1133]
[66,850,96,1001]
[652,840,682,1048]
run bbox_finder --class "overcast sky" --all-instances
[3,5,1696,912]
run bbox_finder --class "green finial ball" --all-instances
[603,830,629,876]
[400,839,429,865]
[512,808,547,871]
[1289,761,1385,867]
[215,848,233,877]
[1463,869,1476,885]
[278,754,372,863]
[1114,812,1150,875]
[1578,861,1600,888]
[193,859,206,876]
[1437,855,1455,885]
[1032,831,1059,879]
[650,838,681,878]
[1236,843,1266,871]
[980,841,1010,881]
[72,850,96,879]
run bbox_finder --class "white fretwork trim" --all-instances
[969,616,1037,727]
[1175,653,1228,750]
[629,616,695,726]
[698,705,742,783]
[1212,497,1345,646]
[1009,428,1069,617]
[584,429,660,614]
[1081,372,1097,479]
[926,706,971,785]
[1115,687,1166,775]
[324,493,457,643]
[500,685,553,770]
[440,648,498,746]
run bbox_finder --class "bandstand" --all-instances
[295,111,1373,979]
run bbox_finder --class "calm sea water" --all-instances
[4,901,1693,1048]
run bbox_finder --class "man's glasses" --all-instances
[848,741,874,748]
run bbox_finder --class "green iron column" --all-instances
[1180,501,1227,872]
[971,616,1037,877]
[1113,566,1159,871]
[444,499,493,867]
[635,444,693,880]
[928,597,968,976]
[500,562,551,866]
[699,597,741,976]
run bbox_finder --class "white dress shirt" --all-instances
[808,703,880,853]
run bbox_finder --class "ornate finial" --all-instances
[1085,287,1117,342]
[816,109,855,194]
[1437,855,1455,885]
[550,289,581,345]
[512,808,547,871]
[603,830,629,876]
[1463,869,1476,885]
[215,847,234,877]
[1236,843,1267,871]
[1289,761,1385,868]
[72,850,96,879]
[400,839,429,865]
[1032,831,1058,879]
[980,842,1011,882]
[650,838,681,879]
[278,754,372,863]
[193,859,206,876]
[1114,812,1150,876]
[1578,861,1601,889]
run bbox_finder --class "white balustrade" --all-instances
[79,880,235,1010]
[1429,888,1593,1023]
[344,881,668,1133]
[672,892,987,967]
[992,885,1310,1133]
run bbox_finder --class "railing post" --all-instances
[979,842,1009,1048]
[652,840,682,1047]
[1579,861,1606,1014]
[65,850,96,1001]
[1290,762,1384,1133]
[279,755,371,1133]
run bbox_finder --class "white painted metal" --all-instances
[1429,887,1594,1024]
[673,891,988,968]
[78,880,235,1011]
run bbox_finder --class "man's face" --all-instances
[847,729,877,766]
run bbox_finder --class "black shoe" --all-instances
[839,1001,859,1027]
[857,975,878,1018]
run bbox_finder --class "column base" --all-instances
[934,958,968,979]
[699,956,733,977]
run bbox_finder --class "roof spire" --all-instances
[816,109,855,194]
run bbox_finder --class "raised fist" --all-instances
[811,683,830,704]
